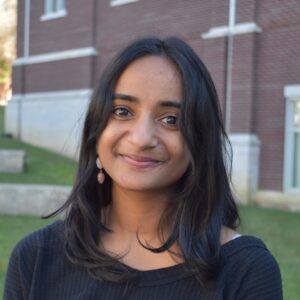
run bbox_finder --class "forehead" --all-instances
[114,55,183,101]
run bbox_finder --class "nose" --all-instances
[127,115,158,149]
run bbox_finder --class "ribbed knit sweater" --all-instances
[4,221,282,300]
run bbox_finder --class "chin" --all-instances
[114,179,170,193]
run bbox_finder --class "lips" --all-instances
[120,154,163,168]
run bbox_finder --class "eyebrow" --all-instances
[113,93,138,102]
[112,93,181,109]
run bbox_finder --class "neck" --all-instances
[104,183,173,240]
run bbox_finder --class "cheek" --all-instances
[170,139,191,168]
[179,151,191,171]
[96,125,120,154]
[96,136,111,165]
[176,135,190,158]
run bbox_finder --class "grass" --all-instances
[0,105,77,185]
[239,205,300,300]
[0,137,77,185]
[0,215,53,296]
[0,206,299,299]
[0,136,77,185]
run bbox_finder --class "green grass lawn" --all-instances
[0,135,77,185]
[0,215,54,297]
[239,205,300,300]
[0,105,77,185]
[0,206,299,299]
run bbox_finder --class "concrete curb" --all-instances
[0,183,71,216]
[252,190,300,212]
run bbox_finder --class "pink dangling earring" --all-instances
[96,157,105,184]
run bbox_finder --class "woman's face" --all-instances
[96,55,190,193]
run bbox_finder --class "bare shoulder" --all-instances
[220,226,240,245]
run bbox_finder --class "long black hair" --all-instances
[52,37,240,286]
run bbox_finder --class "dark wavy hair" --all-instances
[51,37,240,287]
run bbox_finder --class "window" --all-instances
[110,0,139,7]
[292,102,300,188]
[41,0,66,21]
[284,85,300,193]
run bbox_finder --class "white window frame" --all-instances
[40,0,67,21]
[110,0,139,7]
[284,85,300,193]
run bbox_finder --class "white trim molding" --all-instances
[10,89,93,103]
[202,22,262,39]
[110,0,139,7]
[284,84,300,99]
[13,47,98,66]
[40,9,67,21]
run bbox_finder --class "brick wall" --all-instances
[94,0,212,79]
[29,0,95,54]
[255,0,300,190]
[12,0,300,191]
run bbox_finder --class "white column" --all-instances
[229,134,261,203]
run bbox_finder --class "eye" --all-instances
[112,107,132,117]
[161,115,178,126]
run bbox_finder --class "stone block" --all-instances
[0,183,71,216]
[0,149,26,173]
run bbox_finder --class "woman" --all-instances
[4,37,282,299]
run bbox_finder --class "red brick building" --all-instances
[5,0,300,208]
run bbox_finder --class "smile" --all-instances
[119,154,163,168]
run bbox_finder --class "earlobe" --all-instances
[96,157,106,184]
